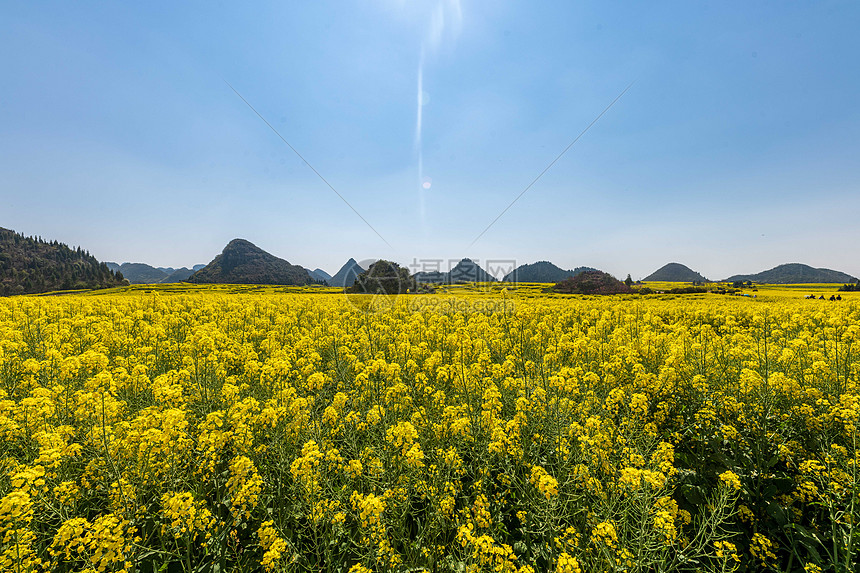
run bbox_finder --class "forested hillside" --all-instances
[0,227,126,295]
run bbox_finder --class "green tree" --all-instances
[346,260,415,294]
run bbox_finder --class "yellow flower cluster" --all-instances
[457,522,526,573]
[227,455,263,520]
[714,540,740,564]
[160,491,213,539]
[258,520,287,572]
[652,508,677,544]
[49,513,133,572]
[1,490,40,572]
[556,551,583,573]
[529,465,559,499]
[0,286,857,571]
[718,470,742,491]
[386,420,425,467]
[591,520,618,548]
[617,466,667,491]
[750,533,778,567]
[351,492,386,529]
[290,439,324,490]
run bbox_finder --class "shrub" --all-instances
[550,270,633,295]
[346,260,415,295]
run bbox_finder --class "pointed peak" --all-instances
[223,238,262,252]
[644,263,708,282]
[186,239,310,285]
[329,258,367,287]
[448,258,497,282]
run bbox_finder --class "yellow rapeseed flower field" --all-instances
[0,285,857,572]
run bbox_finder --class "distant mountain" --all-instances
[192,264,206,272]
[0,227,125,295]
[449,258,497,282]
[116,263,169,284]
[503,261,597,283]
[306,268,332,283]
[414,270,448,284]
[724,263,857,284]
[161,267,195,283]
[329,258,366,287]
[412,258,498,284]
[186,239,311,285]
[106,262,203,283]
[644,263,708,282]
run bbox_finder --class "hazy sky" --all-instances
[3,1,859,280]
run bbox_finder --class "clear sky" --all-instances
[3,1,859,280]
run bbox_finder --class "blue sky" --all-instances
[3,1,859,280]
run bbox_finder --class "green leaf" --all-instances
[790,523,825,561]
[680,484,705,506]
[765,501,788,526]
